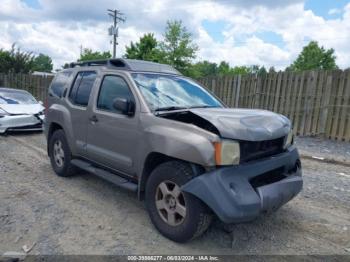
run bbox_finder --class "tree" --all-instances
[0,49,12,73]
[125,33,164,62]
[32,53,53,72]
[268,66,276,73]
[78,48,111,62]
[0,44,34,73]
[189,61,218,78]
[289,41,338,71]
[230,66,252,75]
[160,20,198,74]
[218,61,231,76]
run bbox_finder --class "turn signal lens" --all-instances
[214,140,240,166]
[284,129,294,149]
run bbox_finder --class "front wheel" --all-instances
[49,129,77,177]
[145,161,212,242]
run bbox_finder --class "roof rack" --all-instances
[69,58,182,75]
[69,59,128,68]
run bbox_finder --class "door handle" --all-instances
[89,115,98,123]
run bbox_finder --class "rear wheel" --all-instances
[145,161,212,242]
[49,129,77,177]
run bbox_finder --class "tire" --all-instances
[145,161,212,242]
[49,129,77,177]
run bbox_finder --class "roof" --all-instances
[69,58,182,75]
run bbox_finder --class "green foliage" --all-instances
[288,41,338,71]
[78,48,111,62]
[124,33,164,62]
[0,44,35,73]
[230,65,252,75]
[187,61,269,78]
[218,61,231,76]
[268,66,276,73]
[189,61,218,78]
[32,53,53,72]
[0,49,12,73]
[159,20,198,74]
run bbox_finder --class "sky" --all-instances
[0,0,350,70]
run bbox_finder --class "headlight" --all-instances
[214,140,240,165]
[284,129,294,149]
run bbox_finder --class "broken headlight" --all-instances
[284,129,294,149]
[214,140,240,166]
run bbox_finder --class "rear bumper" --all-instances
[0,115,44,133]
[182,146,302,224]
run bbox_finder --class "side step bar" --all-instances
[71,159,138,192]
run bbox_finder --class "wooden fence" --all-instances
[0,73,53,102]
[0,70,349,141]
[198,69,350,141]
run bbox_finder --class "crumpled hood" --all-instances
[0,103,44,115]
[189,108,291,141]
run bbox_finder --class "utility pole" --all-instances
[107,9,125,58]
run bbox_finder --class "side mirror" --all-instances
[113,98,135,116]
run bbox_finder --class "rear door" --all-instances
[86,73,140,176]
[66,71,97,156]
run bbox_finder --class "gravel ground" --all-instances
[295,136,350,163]
[0,133,349,256]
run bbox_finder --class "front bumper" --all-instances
[0,114,44,133]
[182,146,302,224]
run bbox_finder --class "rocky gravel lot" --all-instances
[0,133,349,256]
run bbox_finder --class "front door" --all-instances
[86,74,140,176]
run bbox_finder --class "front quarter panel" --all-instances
[139,114,219,172]
[46,103,76,154]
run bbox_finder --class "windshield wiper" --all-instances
[154,106,189,112]
[189,105,220,109]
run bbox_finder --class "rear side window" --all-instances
[69,71,96,107]
[49,71,71,98]
[97,75,134,113]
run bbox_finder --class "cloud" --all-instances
[328,8,342,15]
[0,0,349,70]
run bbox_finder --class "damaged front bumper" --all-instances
[0,114,44,133]
[182,146,302,224]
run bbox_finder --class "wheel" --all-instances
[49,129,77,177]
[145,161,212,242]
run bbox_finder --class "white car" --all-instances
[0,88,45,134]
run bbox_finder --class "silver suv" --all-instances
[45,59,302,242]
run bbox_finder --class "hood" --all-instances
[189,108,291,141]
[0,103,44,115]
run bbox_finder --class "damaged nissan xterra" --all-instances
[45,59,303,242]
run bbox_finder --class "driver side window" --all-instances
[97,75,134,114]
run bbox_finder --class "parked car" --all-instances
[45,59,302,242]
[0,88,45,134]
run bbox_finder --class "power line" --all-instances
[107,9,125,58]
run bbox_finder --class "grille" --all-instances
[250,167,286,188]
[240,137,285,163]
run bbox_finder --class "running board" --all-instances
[71,159,138,192]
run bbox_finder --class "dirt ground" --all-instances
[0,133,349,255]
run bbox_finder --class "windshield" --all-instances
[131,73,223,112]
[0,90,37,105]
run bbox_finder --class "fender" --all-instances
[46,103,77,155]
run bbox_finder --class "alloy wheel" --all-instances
[155,180,187,226]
